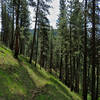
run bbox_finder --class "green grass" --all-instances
[0,44,82,100]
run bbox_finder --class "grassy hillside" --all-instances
[0,44,82,100]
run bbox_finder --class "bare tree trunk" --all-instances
[29,0,39,64]
[83,0,88,99]
[91,0,96,100]
[73,56,75,91]
[35,24,39,67]
[10,0,14,50]
[65,55,68,86]
[14,0,20,58]
[50,35,53,73]
[77,56,80,93]
[1,0,3,41]
[59,49,63,81]
[96,50,99,100]
[70,19,73,91]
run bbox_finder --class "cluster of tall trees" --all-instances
[55,0,100,100]
[0,0,100,100]
[0,0,30,57]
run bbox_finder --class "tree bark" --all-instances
[96,51,99,100]
[73,56,75,91]
[10,0,14,50]
[70,18,73,91]
[14,0,20,58]
[83,0,88,99]
[1,0,3,41]
[59,49,63,81]
[50,35,53,73]
[65,55,68,86]
[91,0,96,100]
[35,24,39,67]
[29,0,39,64]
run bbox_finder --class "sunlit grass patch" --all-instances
[0,44,82,100]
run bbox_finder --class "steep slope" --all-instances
[0,44,82,100]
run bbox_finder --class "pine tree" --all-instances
[1,0,12,46]
[29,0,51,64]
[29,0,39,63]
[83,0,88,99]
[14,0,20,58]
[19,0,30,55]
[49,27,54,73]
[57,0,67,81]
[39,18,50,68]
[10,0,15,50]
[91,0,96,99]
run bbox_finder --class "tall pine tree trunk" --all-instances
[50,35,53,73]
[29,0,39,64]
[73,56,75,91]
[59,49,63,81]
[83,0,87,99]
[65,55,68,86]
[35,24,39,67]
[91,0,96,99]
[10,0,14,50]
[96,50,99,100]
[14,0,20,58]
[70,19,73,91]
[74,56,80,93]
[1,0,3,41]
[77,56,80,93]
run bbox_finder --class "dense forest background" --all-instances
[0,0,100,100]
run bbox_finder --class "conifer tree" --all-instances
[57,0,67,81]
[83,0,88,99]
[14,0,20,58]
[91,0,96,99]
[29,0,51,64]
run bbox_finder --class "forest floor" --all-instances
[0,44,82,100]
